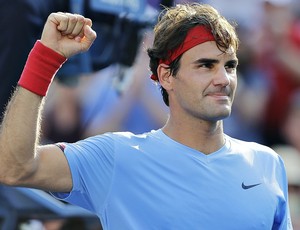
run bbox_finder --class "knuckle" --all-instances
[68,15,77,23]
[77,15,85,21]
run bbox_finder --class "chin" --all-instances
[211,110,231,122]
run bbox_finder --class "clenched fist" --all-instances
[40,12,97,58]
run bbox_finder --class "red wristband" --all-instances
[18,40,67,96]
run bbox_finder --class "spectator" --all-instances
[41,0,160,142]
[272,89,300,229]
[252,0,300,146]
[0,0,68,118]
[80,31,168,137]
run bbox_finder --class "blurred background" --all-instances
[0,0,299,229]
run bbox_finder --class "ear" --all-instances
[157,64,173,90]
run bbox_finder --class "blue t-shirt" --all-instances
[52,129,293,229]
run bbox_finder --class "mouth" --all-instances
[205,88,231,101]
[206,92,230,101]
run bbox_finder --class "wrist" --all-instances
[18,40,67,96]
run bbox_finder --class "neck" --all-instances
[162,117,225,155]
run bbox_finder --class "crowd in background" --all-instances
[0,0,300,229]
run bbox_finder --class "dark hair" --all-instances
[147,3,239,106]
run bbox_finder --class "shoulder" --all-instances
[106,130,161,141]
[225,135,281,161]
[80,130,160,147]
[65,130,160,151]
[226,136,288,179]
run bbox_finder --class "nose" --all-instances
[212,67,230,87]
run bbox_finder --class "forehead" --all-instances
[181,41,237,61]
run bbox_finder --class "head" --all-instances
[147,3,239,106]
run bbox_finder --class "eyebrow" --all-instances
[193,58,219,65]
[193,58,238,66]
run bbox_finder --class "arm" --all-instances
[0,12,96,192]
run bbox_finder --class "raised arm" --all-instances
[0,12,96,192]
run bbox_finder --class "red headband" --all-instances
[150,25,215,81]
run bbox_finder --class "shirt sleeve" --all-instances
[273,154,294,230]
[51,133,115,214]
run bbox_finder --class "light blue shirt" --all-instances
[52,129,293,229]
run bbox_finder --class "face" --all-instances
[167,41,238,122]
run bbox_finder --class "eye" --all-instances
[225,60,238,73]
[198,62,214,69]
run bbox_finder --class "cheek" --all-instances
[231,73,238,86]
[230,76,238,95]
[173,79,204,106]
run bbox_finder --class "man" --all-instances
[0,3,293,229]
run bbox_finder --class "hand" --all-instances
[40,12,97,58]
